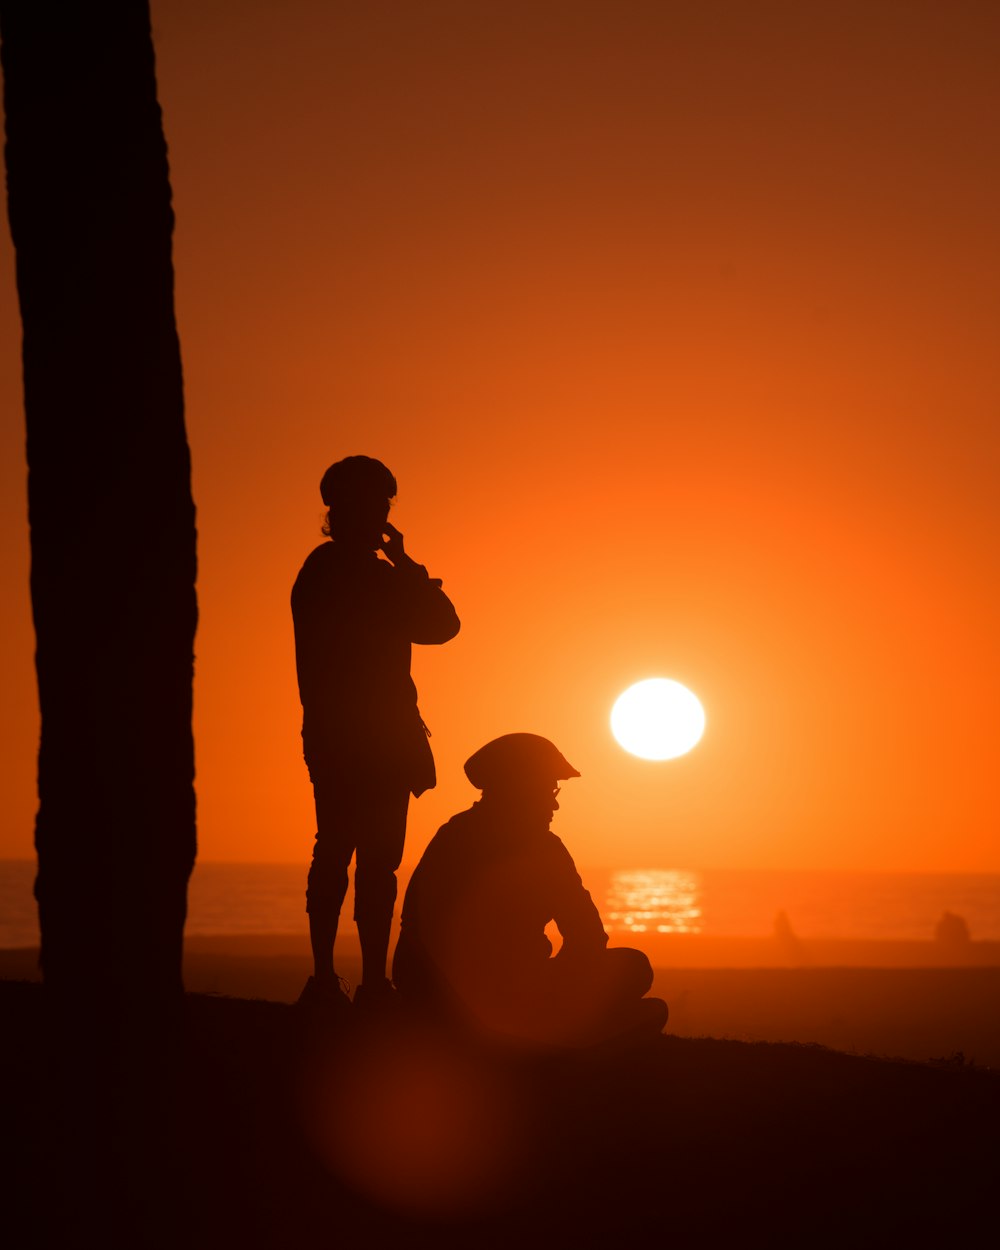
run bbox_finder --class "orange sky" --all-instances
[2,1,999,872]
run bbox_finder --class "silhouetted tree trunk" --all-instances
[1,3,197,1005]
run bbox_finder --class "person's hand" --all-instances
[380,521,406,564]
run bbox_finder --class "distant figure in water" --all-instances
[934,911,971,945]
[393,733,669,1046]
[773,909,804,965]
[292,456,460,1012]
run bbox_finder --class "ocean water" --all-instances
[2,859,998,949]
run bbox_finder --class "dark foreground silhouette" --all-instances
[2,980,997,1249]
[2,0,196,1005]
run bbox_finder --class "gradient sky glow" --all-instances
[1,1,998,871]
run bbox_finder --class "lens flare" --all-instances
[300,1025,526,1217]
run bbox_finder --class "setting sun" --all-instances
[611,679,706,761]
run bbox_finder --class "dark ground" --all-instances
[2,979,997,1249]
[11,938,998,1065]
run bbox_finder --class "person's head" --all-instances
[319,456,397,549]
[464,733,580,827]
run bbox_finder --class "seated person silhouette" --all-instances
[393,733,668,1046]
[292,456,460,1012]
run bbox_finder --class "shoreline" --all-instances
[4,932,999,969]
[4,936,999,1068]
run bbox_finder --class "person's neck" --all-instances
[476,795,553,835]
[331,535,377,556]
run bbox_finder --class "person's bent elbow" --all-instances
[414,605,461,645]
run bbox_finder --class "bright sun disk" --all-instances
[611,678,706,760]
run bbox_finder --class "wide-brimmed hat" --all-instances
[464,733,580,790]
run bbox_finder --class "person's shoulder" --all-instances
[412,807,478,872]
[542,831,579,868]
[292,543,329,592]
[431,806,485,848]
[295,542,334,576]
[433,806,480,839]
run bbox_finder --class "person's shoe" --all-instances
[296,974,352,1016]
[352,977,397,1016]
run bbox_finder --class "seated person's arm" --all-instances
[548,837,609,959]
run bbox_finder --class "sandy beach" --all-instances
[3,975,997,1248]
[5,933,998,1067]
[4,930,998,1246]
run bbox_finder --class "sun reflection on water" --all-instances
[604,869,703,934]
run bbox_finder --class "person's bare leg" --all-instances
[299,904,351,1010]
[355,788,408,996]
[306,769,353,989]
[357,904,392,987]
[356,851,396,984]
[309,908,340,982]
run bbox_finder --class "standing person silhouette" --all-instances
[292,456,460,1011]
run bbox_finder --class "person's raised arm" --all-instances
[381,522,461,644]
